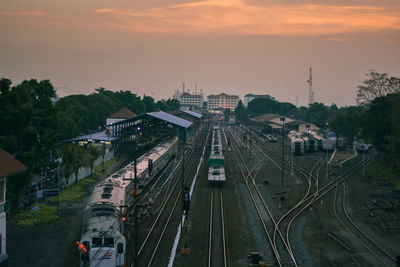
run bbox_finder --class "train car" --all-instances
[290,137,305,155]
[208,165,226,185]
[322,138,335,150]
[208,126,225,185]
[80,179,127,267]
[79,138,177,267]
[303,136,318,152]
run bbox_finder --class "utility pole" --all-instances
[362,149,365,177]
[280,117,286,187]
[325,122,329,179]
[291,145,294,176]
[133,140,138,267]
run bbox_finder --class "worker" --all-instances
[76,241,88,255]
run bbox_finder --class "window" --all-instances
[92,237,102,247]
[103,237,114,247]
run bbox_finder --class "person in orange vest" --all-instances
[76,241,88,255]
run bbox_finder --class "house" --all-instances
[0,149,28,266]
[106,107,136,125]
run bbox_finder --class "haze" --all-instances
[1,0,400,107]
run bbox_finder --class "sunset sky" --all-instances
[1,0,399,107]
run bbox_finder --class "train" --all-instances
[79,137,177,267]
[208,126,226,185]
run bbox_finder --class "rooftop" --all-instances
[0,149,28,178]
[108,107,136,119]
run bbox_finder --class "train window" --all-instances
[103,237,114,247]
[92,237,102,247]
[103,188,112,194]
[101,193,112,199]
[212,171,220,175]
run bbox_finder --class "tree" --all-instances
[304,102,330,127]
[0,78,11,95]
[328,106,364,144]
[235,100,249,123]
[356,70,400,105]
[60,144,77,185]
[86,145,101,174]
[166,98,180,111]
[143,95,156,112]
[223,109,231,122]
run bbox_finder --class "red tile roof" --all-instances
[108,107,136,119]
[0,149,28,178]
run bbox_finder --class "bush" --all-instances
[15,204,58,227]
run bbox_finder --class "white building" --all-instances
[244,94,272,107]
[207,93,239,111]
[179,92,203,108]
[0,149,27,266]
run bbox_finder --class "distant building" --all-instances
[0,149,28,266]
[244,94,272,107]
[207,93,239,111]
[106,107,136,125]
[179,92,204,108]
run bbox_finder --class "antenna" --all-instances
[307,66,314,105]
[296,95,298,107]
[183,82,185,93]
[195,83,197,95]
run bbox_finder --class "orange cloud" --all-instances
[93,0,400,35]
[0,10,46,16]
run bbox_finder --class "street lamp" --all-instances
[280,117,286,187]
[325,122,329,179]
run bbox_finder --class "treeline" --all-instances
[0,78,179,172]
[234,70,400,166]
[0,78,179,206]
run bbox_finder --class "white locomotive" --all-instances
[79,138,177,267]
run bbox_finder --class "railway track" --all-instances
[226,125,294,266]
[233,125,395,266]
[333,181,397,266]
[131,125,208,267]
[208,187,227,267]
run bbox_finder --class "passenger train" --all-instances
[79,138,177,267]
[208,126,226,185]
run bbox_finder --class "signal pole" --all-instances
[280,117,286,187]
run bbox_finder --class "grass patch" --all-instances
[367,158,400,190]
[15,204,58,227]
[333,148,356,162]
[47,159,117,203]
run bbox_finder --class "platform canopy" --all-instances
[147,111,192,129]
[66,131,118,143]
[180,109,203,119]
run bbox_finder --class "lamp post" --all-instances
[325,122,329,179]
[280,117,286,187]
[291,143,294,176]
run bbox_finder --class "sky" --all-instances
[1,0,400,107]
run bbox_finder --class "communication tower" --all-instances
[307,66,315,105]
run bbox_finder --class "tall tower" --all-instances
[307,66,314,105]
